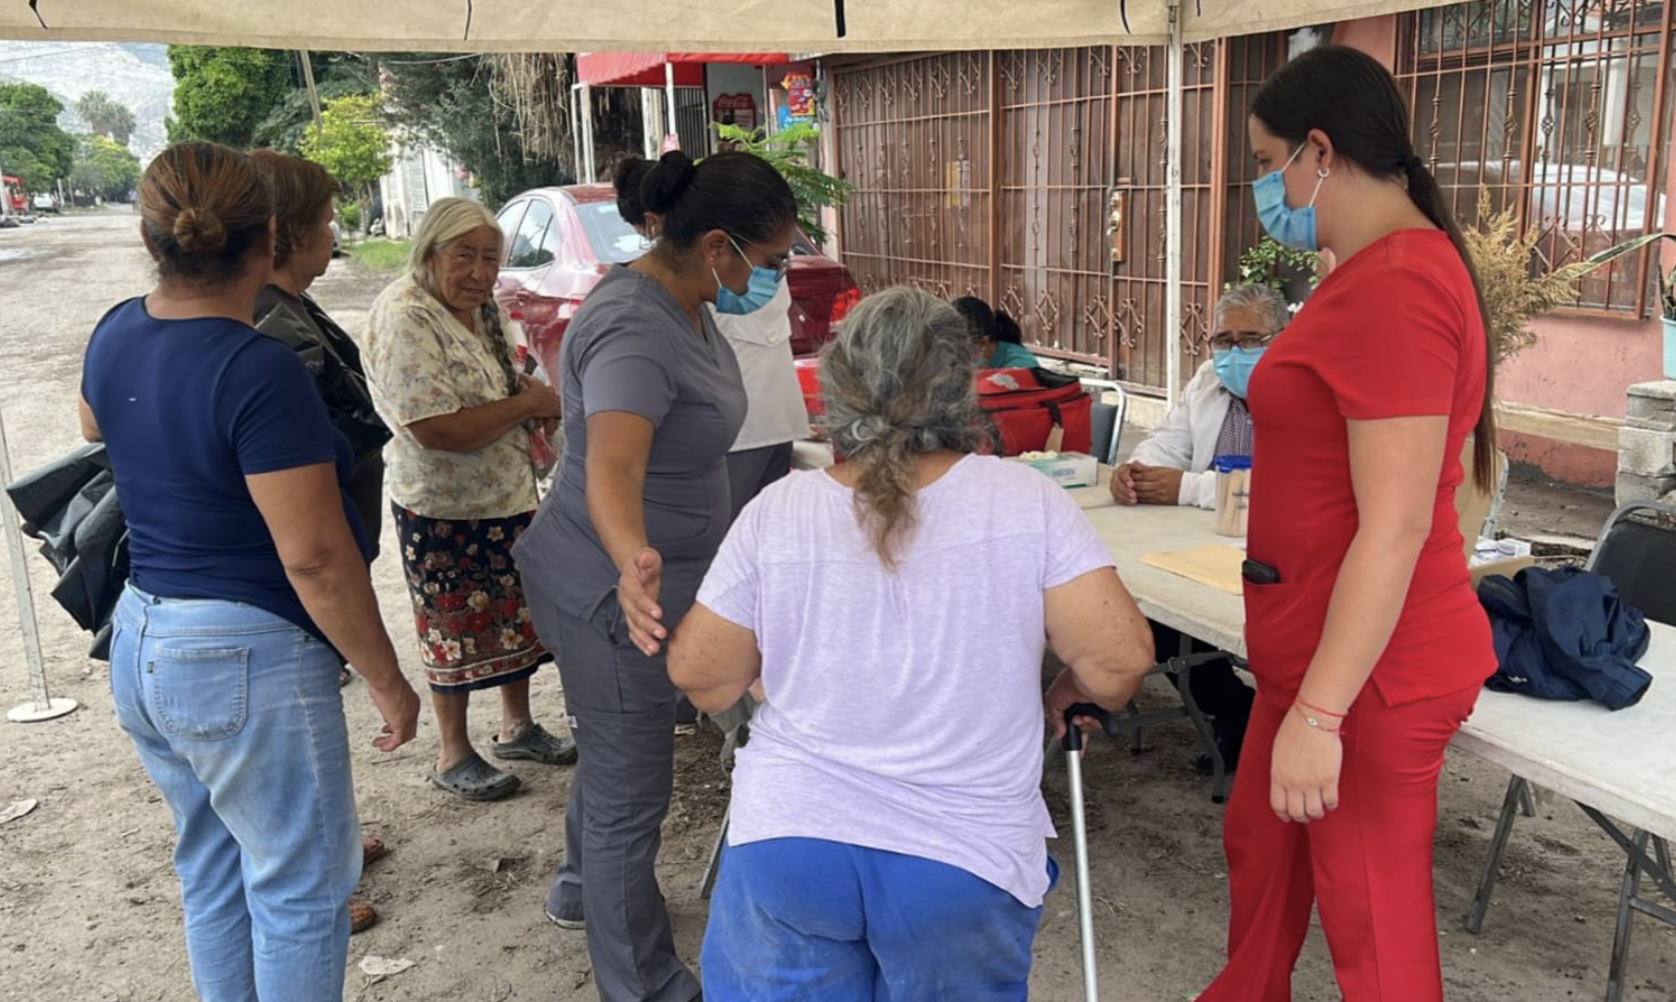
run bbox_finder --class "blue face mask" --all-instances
[1213,345,1266,398]
[1252,144,1328,252]
[714,236,783,316]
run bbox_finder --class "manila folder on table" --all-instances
[1138,543,1245,595]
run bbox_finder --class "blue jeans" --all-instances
[110,585,360,1002]
[701,838,1049,1002]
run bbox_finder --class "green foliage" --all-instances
[713,121,851,245]
[0,83,75,192]
[380,54,569,207]
[348,238,410,271]
[166,45,290,148]
[299,93,392,193]
[1585,230,1676,322]
[336,199,362,232]
[1232,237,1321,299]
[254,52,377,153]
[71,134,142,201]
[75,91,137,148]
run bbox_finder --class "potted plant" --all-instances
[1583,228,1676,380]
[1233,236,1322,310]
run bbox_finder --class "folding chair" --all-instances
[1466,500,1676,1001]
[1080,378,1129,466]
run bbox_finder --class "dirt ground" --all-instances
[0,211,1669,1002]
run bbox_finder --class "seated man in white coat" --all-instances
[1108,282,1287,773]
[1111,282,1286,508]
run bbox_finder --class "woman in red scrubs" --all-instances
[1196,45,1498,1002]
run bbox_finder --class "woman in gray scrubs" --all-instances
[512,150,798,1002]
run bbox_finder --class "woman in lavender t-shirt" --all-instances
[668,287,1158,1000]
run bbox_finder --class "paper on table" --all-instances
[1139,543,1246,595]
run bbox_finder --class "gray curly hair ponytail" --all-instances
[818,287,989,568]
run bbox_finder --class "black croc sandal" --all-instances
[429,752,521,801]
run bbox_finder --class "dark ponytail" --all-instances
[640,150,797,251]
[612,157,654,229]
[951,295,997,342]
[994,310,1024,345]
[1253,45,1497,493]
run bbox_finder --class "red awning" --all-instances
[576,52,789,88]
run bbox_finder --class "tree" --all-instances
[166,45,290,148]
[254,50,379,153]
[381,53,573,207]
[299,93,393,221]
[71,134,142,202]
[0,83,75,193]
[75,91,137,148]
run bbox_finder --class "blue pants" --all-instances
[701,838,1048,1002]
[111,586,360,1002]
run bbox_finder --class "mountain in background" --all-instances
[0,41,173,162]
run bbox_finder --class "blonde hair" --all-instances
[407,196,502,293]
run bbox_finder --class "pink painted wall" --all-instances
[1333,18,1396,65]
[1499,315,1664,419]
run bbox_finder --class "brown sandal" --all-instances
[362,835,387,868]
[348,895,378,934]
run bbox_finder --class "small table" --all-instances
[1454,622,1676,1002]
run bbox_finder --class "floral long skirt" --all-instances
[392,504,549,693]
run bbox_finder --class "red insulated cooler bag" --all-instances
[976,368,1092,457]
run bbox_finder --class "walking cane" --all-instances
[1062,703,1119,1002]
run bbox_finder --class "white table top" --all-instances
[1070,484,1248,657]
[1454,622,1676,840]
[1068,471,1676,841]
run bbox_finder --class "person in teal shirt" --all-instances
[953,295,1041,369]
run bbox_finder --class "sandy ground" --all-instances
[0,210,1669,1002]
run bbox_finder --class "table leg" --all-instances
[1467,775,1528,934]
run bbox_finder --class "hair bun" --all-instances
[173,206,228,255]
[642,151,698,214]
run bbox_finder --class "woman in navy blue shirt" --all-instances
[80,142,420,1002]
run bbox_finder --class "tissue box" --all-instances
[1009,451,1098,488]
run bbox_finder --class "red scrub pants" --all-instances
[1196,682,1480,1002]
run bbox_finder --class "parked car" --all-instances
[491,184,860,384]
[329,218,342,256]
[32,193,59,214]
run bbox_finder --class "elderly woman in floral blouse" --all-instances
[362,197,574,801]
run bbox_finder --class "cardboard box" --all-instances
[1469,555,1536,590]
[1010,451,1098,488]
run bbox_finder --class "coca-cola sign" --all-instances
[711,92,758,132]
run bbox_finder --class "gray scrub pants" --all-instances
[527,580,701,1002]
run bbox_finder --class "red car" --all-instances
[492,184,860,384]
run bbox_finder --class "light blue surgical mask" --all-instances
[1213,344,1267,398]
[1252,144,1329,252]
[714,236,783,316]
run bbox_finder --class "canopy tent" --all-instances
[576,52,787,88]
[2,0,1448,51]
[0,0,1448,406]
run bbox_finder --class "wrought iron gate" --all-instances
[831,38,1284,392]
